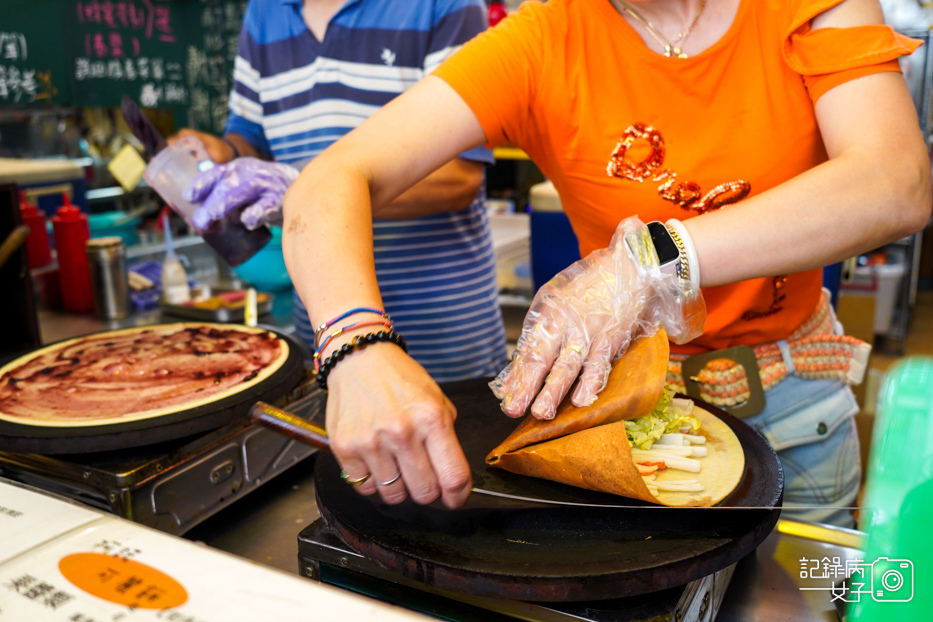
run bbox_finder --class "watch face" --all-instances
[647,221,680,265]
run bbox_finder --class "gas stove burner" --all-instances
[0,348,321,535]
[298,518,739,622]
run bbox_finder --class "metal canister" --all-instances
[85,236,130,320]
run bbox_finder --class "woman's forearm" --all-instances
[283,153,384,329]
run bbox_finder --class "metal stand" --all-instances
[298,518,737,622]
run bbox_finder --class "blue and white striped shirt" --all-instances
[227,0,508,381]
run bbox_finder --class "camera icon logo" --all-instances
[870,557,914,602]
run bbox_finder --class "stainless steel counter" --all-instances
[34,233,295,347]
[34,302,860,621]
[37,287,296,345]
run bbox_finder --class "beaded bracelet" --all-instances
[315,329,408,391]
[313,318,393,372]
[313,307,387,349]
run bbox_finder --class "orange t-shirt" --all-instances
[434,0,920,354]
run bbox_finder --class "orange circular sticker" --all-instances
[59,552,188,609]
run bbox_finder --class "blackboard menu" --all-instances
[2,0,72,105]
[67,0,188,112]
[2,0,249,133]
[182,0,248,134]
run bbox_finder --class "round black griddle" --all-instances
[0,325,304,454]
[315,378,783,602]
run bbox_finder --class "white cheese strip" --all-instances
[630,450,701,473]
[641,445,693,457]
[651,446,708,458]
[683,433,706,445]
[656,433,684,445]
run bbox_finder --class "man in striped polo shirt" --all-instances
[178,0,508,382]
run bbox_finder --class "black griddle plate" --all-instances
[313,378,783,602]
[0,325,304,454]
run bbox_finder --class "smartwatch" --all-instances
[646,221,684,280]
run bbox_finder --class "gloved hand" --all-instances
[183,158,300,231]
[490,216,706,420]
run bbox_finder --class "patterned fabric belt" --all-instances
[666,291,872,409]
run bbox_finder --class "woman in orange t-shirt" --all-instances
[281,0,930,526]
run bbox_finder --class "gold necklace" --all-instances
[618,0,707,58]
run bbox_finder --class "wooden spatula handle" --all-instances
[249,401,331,451]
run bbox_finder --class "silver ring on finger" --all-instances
[377,472,401,486]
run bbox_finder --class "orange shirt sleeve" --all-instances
[783,0,923,101]
[433,2,545,149]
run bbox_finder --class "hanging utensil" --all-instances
[121,96,167,158]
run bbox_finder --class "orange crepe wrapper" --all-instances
[486,328,745,507]
[487,328,670,460]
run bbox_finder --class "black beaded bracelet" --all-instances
[314,329,408,391]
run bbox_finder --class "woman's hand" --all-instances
[324,344,472,509]
[490,216,705,420]
[183,158,300,231]
[168,129,239,164]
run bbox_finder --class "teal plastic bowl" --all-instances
[232,227,293,291]
[88,211,141,246]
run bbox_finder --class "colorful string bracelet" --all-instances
[314,307,387,349]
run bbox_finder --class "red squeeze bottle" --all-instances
[51,194,94,313]
[19,191,53,268]
[487,0,507,27]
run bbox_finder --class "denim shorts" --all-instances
[742,374,861,528]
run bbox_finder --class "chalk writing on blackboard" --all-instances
[72,0,186,108]
[0,31,39,102]
[1,32,28,61]
[185,0,247,134]
[76,0,176,47]
[73,56,185,105]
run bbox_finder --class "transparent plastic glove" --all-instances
[183,158,300,231]
[490,216,705,420]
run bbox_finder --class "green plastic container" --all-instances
[848,357,933,620]
[88,211,141,246]
[232,226,293,291]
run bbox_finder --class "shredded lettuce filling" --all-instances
[624,389,700,450]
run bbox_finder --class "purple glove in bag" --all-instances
[184,158,300,231]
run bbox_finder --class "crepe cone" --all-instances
[487,328,670,462]
[486,328,745,507]
[489,409,744,506]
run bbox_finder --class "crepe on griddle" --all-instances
[0,323,289,427]
[486,329,745,507]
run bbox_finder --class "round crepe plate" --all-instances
[314,378,783,602]
[0,325,304,454]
